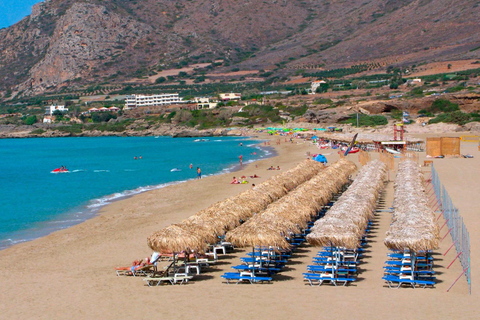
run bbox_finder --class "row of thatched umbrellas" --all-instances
[306,160,387,250]
[147,159,326,254]
[384,160,439,253]
[225,159,358,250]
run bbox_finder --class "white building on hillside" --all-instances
[193,97,218,109]
[45,105,68,115]
[219,93,241,101]
[310,80,327,94]
[124,93,182,109]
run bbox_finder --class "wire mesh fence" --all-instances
[432,165,471,294]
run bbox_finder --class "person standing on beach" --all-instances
[197,167,202,179]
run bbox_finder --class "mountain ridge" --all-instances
[1,0,479,98]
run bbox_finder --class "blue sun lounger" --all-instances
[303,273,356,286]
[382,275,435,289]
[307,265,357,275]
[231,265,282,275]
[221,272,272,284]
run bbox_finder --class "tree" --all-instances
[24,115,37,125]
[315,82,329,93]
[389,82,399,89]
[155,76,166,84]
[52,110,64,121]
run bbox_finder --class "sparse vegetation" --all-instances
[340,114,388,127]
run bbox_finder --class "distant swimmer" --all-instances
[189,163,193,169]
[134,156,137,160]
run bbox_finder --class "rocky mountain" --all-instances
[1,0,480,97]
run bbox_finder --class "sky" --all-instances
[0,0,44,29]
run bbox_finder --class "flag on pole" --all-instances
[344,133,358,156]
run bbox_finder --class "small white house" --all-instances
[193,97,218,109]
[406,78,422,85]
[45,105,68,115]
[310,80,327,94]
[219,93,241,101]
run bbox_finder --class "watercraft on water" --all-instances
[52,167,69,173]
[170,168,182,172]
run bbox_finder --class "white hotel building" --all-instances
[124,93,182,109]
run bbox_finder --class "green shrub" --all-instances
[233,111,249,117]
[30,128,45,135]
[341,114,388,127]
[155,77,166,84]
[91,112,117,123]
[313,98,333,105]
[56,124,83,134]
[409,87,424,96]
[429,99,459,113]
[23,115,37,125]
[285,105,308,116]
[429,111,470,125]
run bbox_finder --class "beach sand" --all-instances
[0,133,478,319]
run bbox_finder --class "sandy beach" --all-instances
[0,132,478,319]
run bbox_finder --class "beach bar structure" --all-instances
[426,137,460,157]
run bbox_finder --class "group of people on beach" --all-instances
[268,166,281,170]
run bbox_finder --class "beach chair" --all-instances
[143,276,174,286]
[382,275,435,289]
[115,264,155,277]
[172,273,193,285]
[221,272,272,284]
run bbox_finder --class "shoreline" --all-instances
[0,137,274,251]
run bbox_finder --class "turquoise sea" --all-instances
[0,136,269,250]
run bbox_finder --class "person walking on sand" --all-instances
[197,167,202,179]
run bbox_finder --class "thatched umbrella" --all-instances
[383,160,439,279]
[147,224,208,272]
[307,160,386,250]
[226,223,291,275]
[384,160,439,253]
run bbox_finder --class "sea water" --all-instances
[0,136,270,250]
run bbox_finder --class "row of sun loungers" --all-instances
[220,210,323,284]
[220,240,301,284]
[382,250,436,289]
[117,241,234,286]
[303,218,371,286]
[303,243,365,286]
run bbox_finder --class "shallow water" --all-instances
[0,136,268,249]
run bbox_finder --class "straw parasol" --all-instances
[384,160,439,253]
[307,159,387,249]
[147,224,207,254]
[226,223,292,250]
